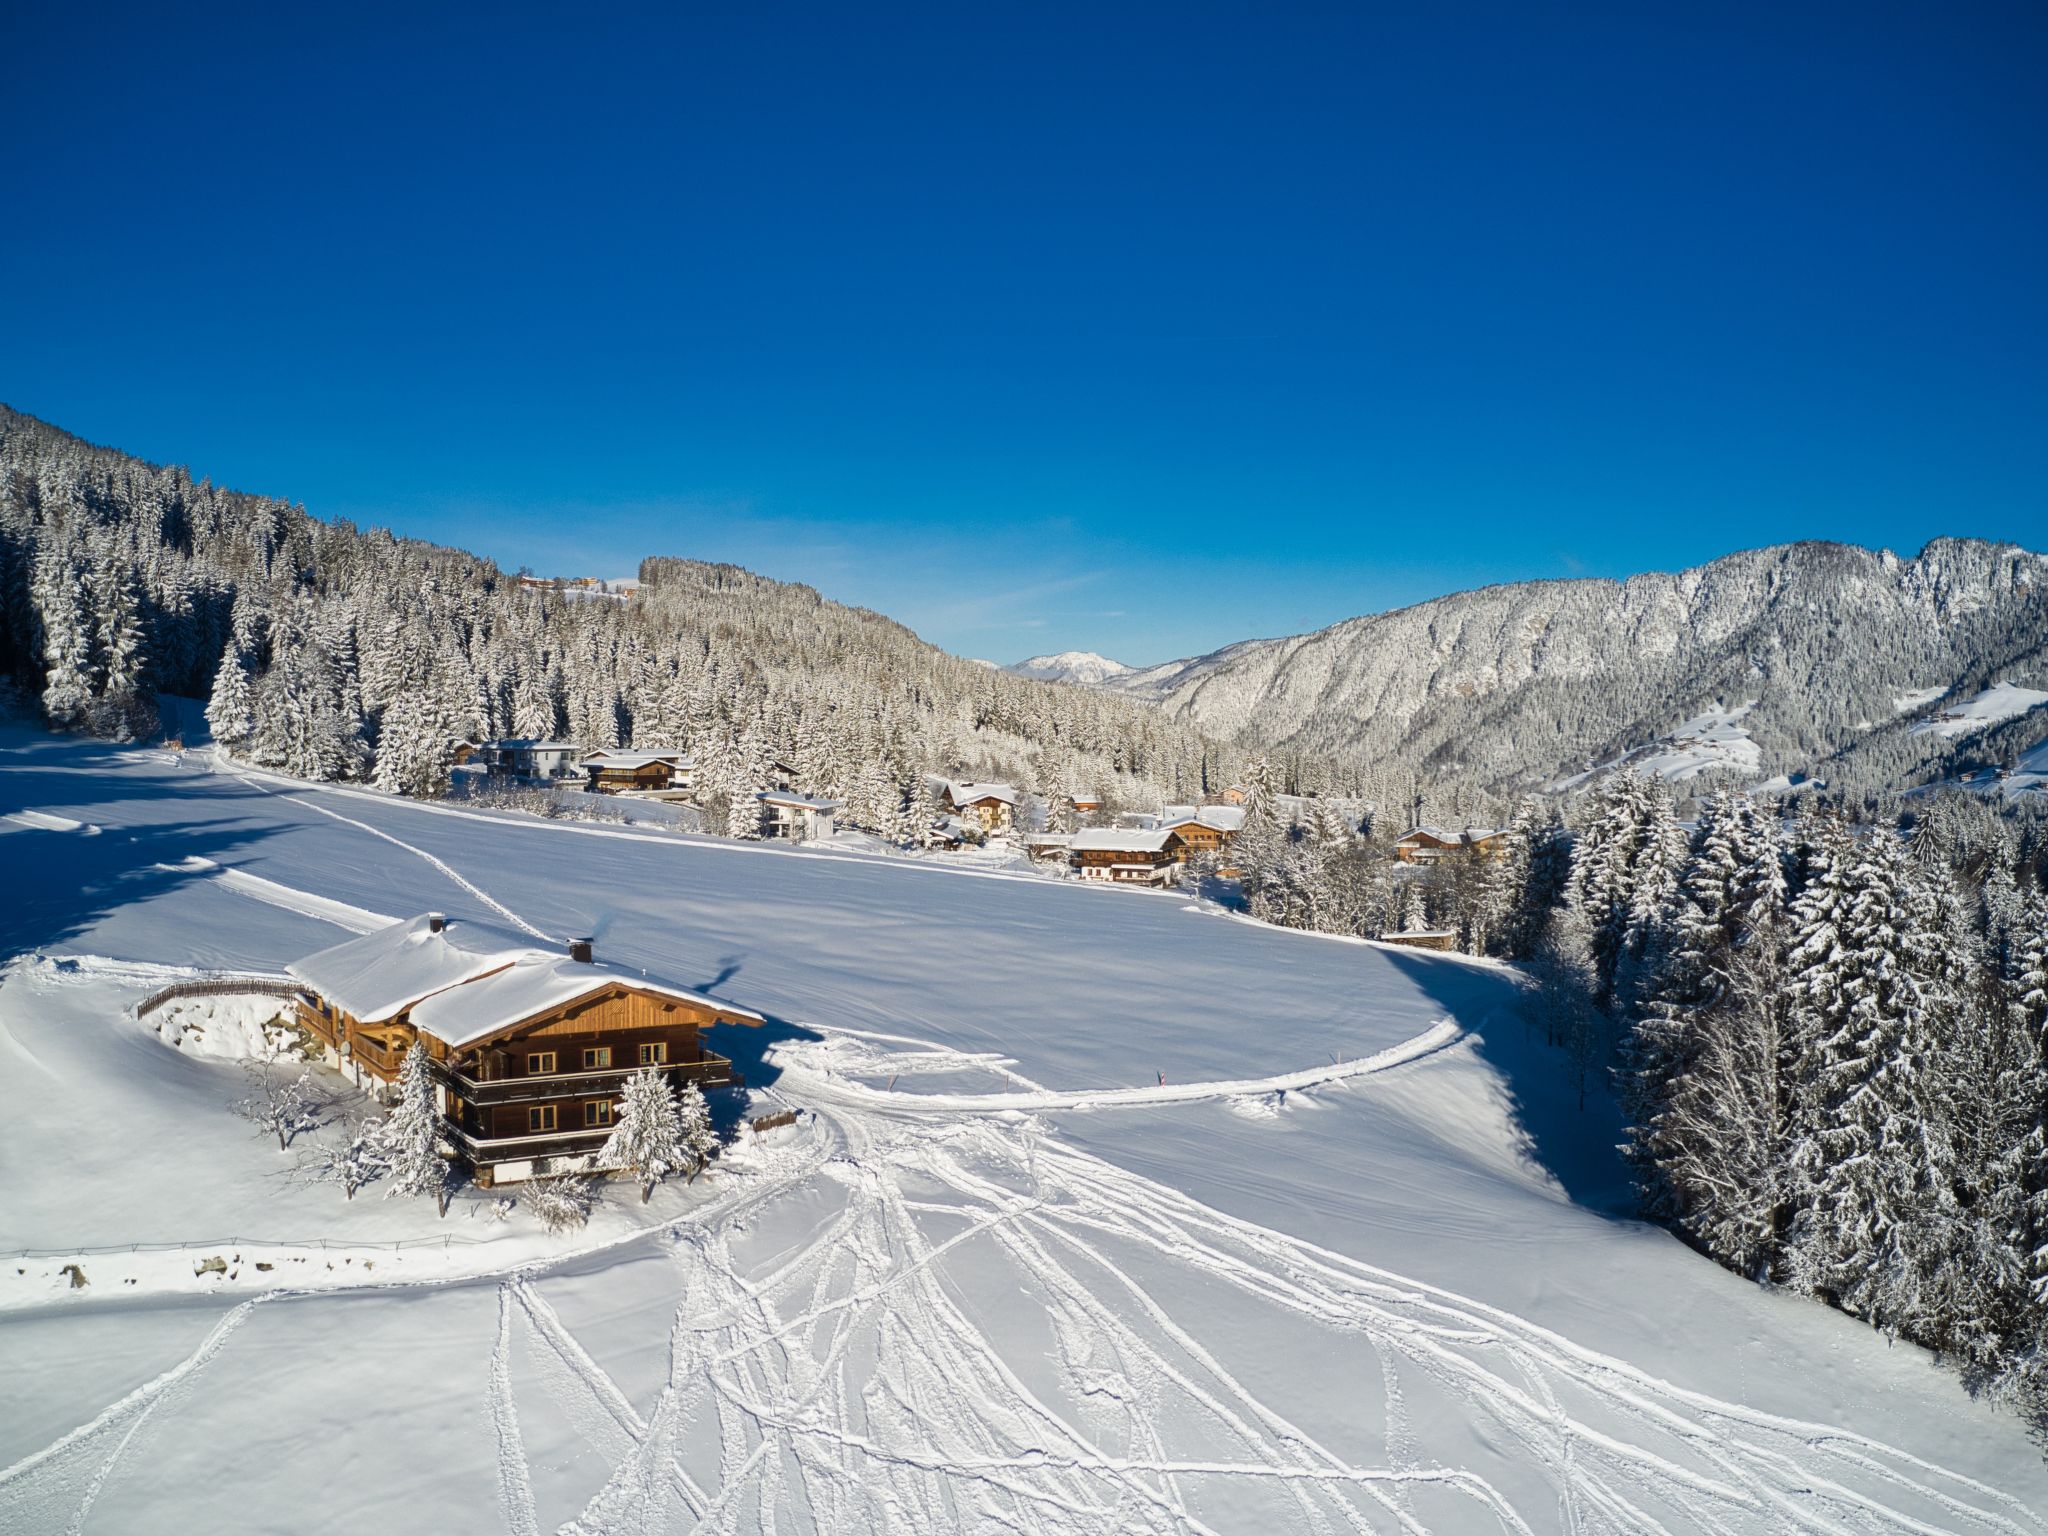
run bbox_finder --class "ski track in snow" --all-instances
[7,1025,2033,1535]
[226,766,552,939]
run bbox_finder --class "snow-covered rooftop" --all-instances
[1071,827,1179,854]
[289,914,764,1040]
[949,781,1018,806]
[582,751,692,770]
[759,791,841,810]
[1164,805,1246,833]
[1397,825,1505,845]
[480,739,584,753]
[287,914,537,1024]
[408,951,763,1047]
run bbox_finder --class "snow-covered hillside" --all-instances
[2,724,2043,1534]
[1095,539,2048,801]
[1006,651,1137,687]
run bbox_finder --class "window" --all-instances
[528,1105,558,1133]
[638,1042,668,1065]
[527,1051,557,1075]
[584,1100,613,1128]
[583,1047,612,1070]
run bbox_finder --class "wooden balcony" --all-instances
[432,1052,740,1107]
[443,1124,612,1166]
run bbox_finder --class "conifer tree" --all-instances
[600,1066,694,1202]
[381,1043,453,1214]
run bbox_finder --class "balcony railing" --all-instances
[443,1124,612,1166]
[431,1052,740,1106]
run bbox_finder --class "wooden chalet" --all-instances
[1069,826,1185,885]
[288,914,763,1187]
[1159,804,1246,860]
[946,781,1018,832]
[1393,825,1510,864]
[1070,791,1104,814]
[1381,928,1459,952]
[581,748,694,795]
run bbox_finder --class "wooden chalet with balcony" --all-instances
[287,914,763,1187]
[945,781,1018,832]
[581,748,694,795]
[1159,804,1246,860]
[1069,826,1186,885]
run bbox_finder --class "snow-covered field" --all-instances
[1907,681,2048,740]
[2,724,2043,1534]
[1553,704,1762,790]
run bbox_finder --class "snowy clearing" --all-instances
[1907,681,2048,739]
[1,723,2043,1533]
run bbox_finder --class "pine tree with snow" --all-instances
[205,646,256,750]
[372,686,452,799]
[1238,755,1275,825]
[30,539,94,729]
[1781,824,1936,1327]
[380,1042,453,1214]
[677,1080,718,1177]
[599,1065,694,1202]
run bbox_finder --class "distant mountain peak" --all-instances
[1006,651,1136,687]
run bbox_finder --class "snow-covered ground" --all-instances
[1553,703,1762,790]
[1907,681,2048,740]
[2,724,2043,1533]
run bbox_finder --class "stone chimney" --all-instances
[427,913,446,934]
[567,936,594,964]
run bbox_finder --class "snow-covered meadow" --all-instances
[1,724,2043,1534]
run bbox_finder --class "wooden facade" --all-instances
[585,759,680,794]
[1394,828,1509,864]
[1070,830,1185,884]
[296,977,751,1186]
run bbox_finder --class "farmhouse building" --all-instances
[758,790,839,840]
[288,914,763,1187]
[1393,826,1510,864]
[946,781,1018,832]
[1160,804,1247,859]
[581,749,694,795]
[1069,827,1185,885]
[479,739,585,785]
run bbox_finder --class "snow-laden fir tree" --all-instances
[1782,824,1937,1329]
[371,686,452,799]
[381,1042,452,1214]
[600,1065,696,1202]
[205,646,255,750]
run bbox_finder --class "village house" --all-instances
[946,781,1018,833]
[479,739,586,785]
[1069,826,1186,885]
[1159,804,1247,860]
[287,914,763,1187]
[1021,831,1073,864]
[581,748,695,796]
[758,789,840,840]
[1393,825,1511,864]
[1070,791,1103,814]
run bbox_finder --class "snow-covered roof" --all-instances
[583,751,691,770]
[408,951,763,1048]
[287,914,538,1024]
[289,914,765,1042]
[481,739,584,753]
[1164,805,1246,833]
[949,781,1018,806]
[1397,825,1505,846]
[759,791,841,810]
[1071,827,1179,854]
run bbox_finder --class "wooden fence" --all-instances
[132,975,309,1019]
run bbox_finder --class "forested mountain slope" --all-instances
[1110,540,2048,800]
[0,406,1252,815]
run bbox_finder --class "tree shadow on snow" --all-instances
[1374,947,1637,1219]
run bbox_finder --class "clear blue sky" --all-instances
[6,3,2044,664]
